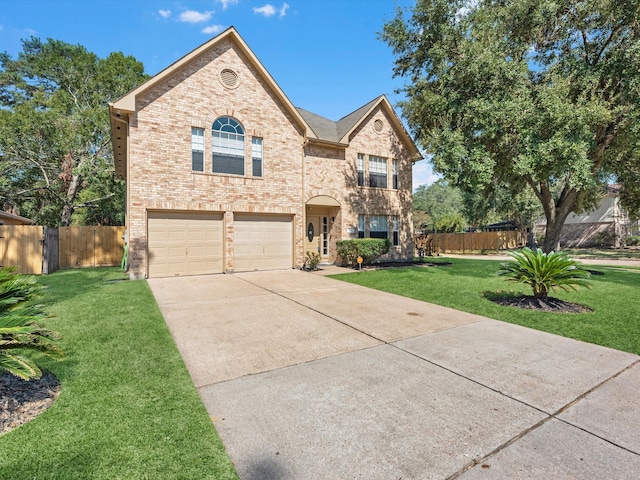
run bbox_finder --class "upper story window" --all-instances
[357,154,365,187]
[252,137,263,177]
[191,127,204,172]
[369,156,387,188]
[392,159,399,190]
[212,117,245,175]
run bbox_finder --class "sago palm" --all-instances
[497,248,591,299]
[0,267,62,380]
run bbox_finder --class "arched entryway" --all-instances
[305,195,341,264]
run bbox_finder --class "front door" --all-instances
[305,216,321,257]
[305,215,330,261]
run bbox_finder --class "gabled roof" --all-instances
[109,27,312,178]
[109,27,421,178]
[298,95,421,160]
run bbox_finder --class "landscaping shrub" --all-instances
[0,267,62,380]
[624,235,640,246]
[593,231,616,247]
[303,251,322,271]
[336,238,390,267]
[497,248,591,299]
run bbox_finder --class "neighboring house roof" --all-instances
[0,211,35,225]
[109,26,421,179]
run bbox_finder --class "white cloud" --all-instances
[202,24,224,35]
[412,159,441,190]
[216,0,238,10]
[158,9,171,19]
[179,9,213,23]
[279,2,289,18]
[253,4,276,17]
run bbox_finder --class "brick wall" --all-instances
[126,37,415,277]
[127,39,304,277]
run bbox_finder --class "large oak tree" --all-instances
[0,38,147,226]
[382,0,640,251]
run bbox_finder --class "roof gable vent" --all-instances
[220,69,239,89]
[373,119,384,133]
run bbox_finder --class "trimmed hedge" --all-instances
[336,238,391,267]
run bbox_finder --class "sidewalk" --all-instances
[443,253,640,267]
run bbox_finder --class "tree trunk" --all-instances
[526,227,537,249]
[542,218,565,253]
[531,181,579,253]
[60,173,82,227]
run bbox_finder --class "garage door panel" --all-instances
[234,215,292,272]
[148,212,224,278]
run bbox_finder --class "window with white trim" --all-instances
[357,153,365,187]
[358,215,365,238]
[191,127,204,171]
[212,117,245,175]
[369,215,388,239]
[252,137,263,177]
[392,216,399,246]
[392,159,399,190]
[369,156,387,188]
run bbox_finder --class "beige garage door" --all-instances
[234,214,293,271]
[148,212,224,278]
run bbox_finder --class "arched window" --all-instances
[212,117,245,175]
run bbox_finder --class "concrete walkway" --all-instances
[148,269,640,479]
[443,253,640,268]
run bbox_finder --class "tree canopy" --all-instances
[0,38,148,226]
[413,179,468,232]
[382,0,640,251]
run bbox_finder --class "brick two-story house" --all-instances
[109,27,421,279]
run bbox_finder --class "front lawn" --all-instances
[0,268,238,480]
[332,259,640,355]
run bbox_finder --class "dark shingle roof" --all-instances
[296,96,383,144]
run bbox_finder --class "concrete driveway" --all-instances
[148,268,640,479]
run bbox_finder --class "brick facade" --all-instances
[112,28,418,278]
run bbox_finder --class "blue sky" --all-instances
[0,0,438,188]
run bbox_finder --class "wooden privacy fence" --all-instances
[59,226,125,269]
[0,225,44,275]
[0,225,125,274]
[418,231,526,254]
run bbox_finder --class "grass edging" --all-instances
[0,268,238,480]
[331,258,640,356]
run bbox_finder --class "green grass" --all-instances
[332,259,640,355]
[0,268,238,480]
[562,248,640,260]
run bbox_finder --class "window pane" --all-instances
[369,156,387,188]
[191,127,204,171]
[252,137,263,177]
[357,154,365,187]
[358,214,365,238]
[392,160,398,189]
[392,216,399,246]
[213,153,244,175]
[369,215,388,238]
[192,151,204,171]
[370,173,387,188]
[212,117,245,175]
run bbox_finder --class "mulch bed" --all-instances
[365,260,453,269]
[0,371,61,435]
[486,294,593,313]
